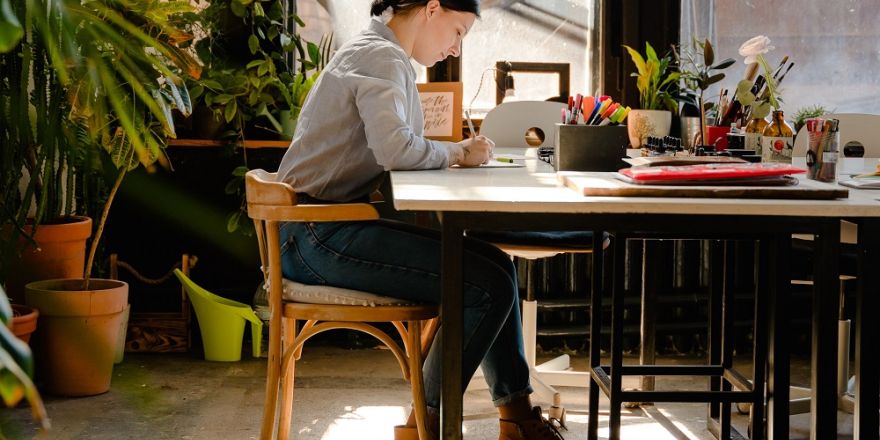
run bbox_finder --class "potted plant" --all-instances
[2,0,199,397]
[188,0,306,141]
[676,38,735,151]
[0,284,48,431]
[622,42,680,148]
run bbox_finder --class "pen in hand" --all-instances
[465,110,477,142]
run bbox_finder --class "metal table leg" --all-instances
[855,218,879,440]
[441,216,464,440]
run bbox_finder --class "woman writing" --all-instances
[276,1,566,439]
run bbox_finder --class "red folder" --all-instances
[618,163,806,183]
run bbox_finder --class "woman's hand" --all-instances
[448,136,495,167]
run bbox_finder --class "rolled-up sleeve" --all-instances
[347,55,450,170]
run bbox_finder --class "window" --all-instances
[682,0,880,116]
[294,0,427,82]
[462,0,598,115]
[294,1,598,115]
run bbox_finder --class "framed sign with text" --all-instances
[417,82,463,142]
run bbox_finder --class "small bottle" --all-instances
[744,117,768,153]
[761,111,794,163]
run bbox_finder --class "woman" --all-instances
[276,1,566,439]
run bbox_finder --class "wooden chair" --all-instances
[245,169,438,440]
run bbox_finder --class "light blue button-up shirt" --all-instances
[277,19,451,202]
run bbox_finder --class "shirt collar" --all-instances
[367,19,416,77]
[369,19,404,51]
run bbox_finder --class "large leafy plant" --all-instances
[0,0,200,287]
[623,42,680,112]
[189,0,326,140]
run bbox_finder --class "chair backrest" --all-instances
[244,169,382,318]
[479,101,566,148]
[792,113,880,158]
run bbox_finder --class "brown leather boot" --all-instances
[498,406,565,440]
[394,409,439,440]
[393,425,420,440]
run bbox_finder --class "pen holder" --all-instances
[807,128,839,182]
[554,124,629,172]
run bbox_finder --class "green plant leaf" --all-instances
[293,14,305,27]
[307,41,320,65]
[214,94,233,105]
[230,0,246,17]
[711,58,736,71]
[736,79,754,96]
[706,73,725,86]
[253,2,265,17]
[202,79,223,90]
[0,320,32,377]
[703,39,714,67]
[246,59,264,69]
[739,91,756,106]
[189,85,204,100]
[224,178,241,195]
[0,287,11,326]
[752,102,772,119]
[280,33,292,50]
[258,62,270,76]
[224,100,237,123]
[644,41,658,64]
[226,211,241,233]
[248,34,260,55]
[623,45,647,77]
[0,0,24,53]
[0,369,25,407]
[232,166,249,177]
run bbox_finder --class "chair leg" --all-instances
[421,317,440,358]
[277,318,297,440]
[409,320,429,440]
[261,316,284,439]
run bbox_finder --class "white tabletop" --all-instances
[390,148,880,218]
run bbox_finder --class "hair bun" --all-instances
[370,0,393,16]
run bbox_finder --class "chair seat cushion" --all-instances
[280,279,414,307]
[468,230,598,248]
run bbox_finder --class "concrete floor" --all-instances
[0,345,860,440]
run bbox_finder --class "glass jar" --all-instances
[744,117,768,153]
[761,111,794,163]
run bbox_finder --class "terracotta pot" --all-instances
[627,109,672,148]
[4,216,92,299]
[10,304,39,343]
[25,278,128,397]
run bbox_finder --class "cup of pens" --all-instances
[805,118,839,182]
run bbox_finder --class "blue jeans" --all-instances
[279,219,533,410]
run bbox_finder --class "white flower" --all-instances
[738,35,775,64]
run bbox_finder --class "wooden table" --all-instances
[390,148,880,440]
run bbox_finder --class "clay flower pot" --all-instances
[25,278,128,397]
[9,304,39,344]
[4,216,92,299]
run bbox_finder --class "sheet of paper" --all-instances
[451,160,524,168]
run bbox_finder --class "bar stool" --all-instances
[467,230,609,427]
[588,234,769,440]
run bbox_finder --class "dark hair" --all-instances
[370,0,480,18]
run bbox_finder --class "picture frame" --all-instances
[417,81,463,142]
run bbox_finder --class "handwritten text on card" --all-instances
[420,92,453,137]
